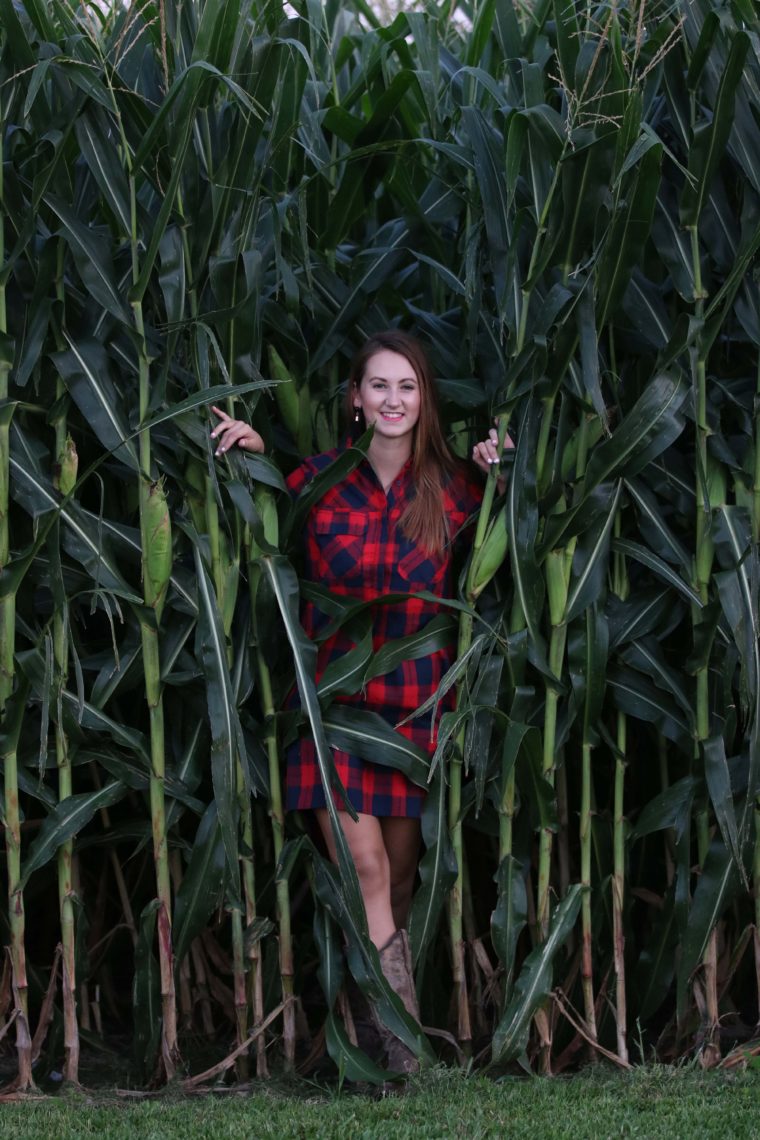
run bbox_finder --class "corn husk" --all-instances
[144,478,172,616]
[469,510,508,599]
[54,435,78,496]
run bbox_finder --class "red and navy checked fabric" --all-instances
[284,448,482,818]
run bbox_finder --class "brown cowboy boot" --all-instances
[374,928,420,1074]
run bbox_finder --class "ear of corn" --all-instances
[143,478,172,620]
[54,435,78,496]
[468,510,508,599]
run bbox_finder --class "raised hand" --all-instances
[210,405,265,456]
[471,423,514,478]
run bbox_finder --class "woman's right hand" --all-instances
[210,405,265,456]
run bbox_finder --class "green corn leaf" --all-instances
[318,621,374,699]
[409,766,456,966]
[633,884,678,1021]
[680,32,749,226]
[564,481,621,623]
[173,802,227,967]
[517,728,557,835]
[323,706,430,788]
[142,380,276,434]
[52,337,139,472]
[325,1013,390,1086]
[703,735,744,882]
[622,270,672,349]
[607,665,692,753]
[677,840,742,1018]
[625,477,692,571]
[685,11,720,91]
[261,555,366,920]
[364,613,456,682]
[0,0,36,70]
[312,855,434,1064]
[75,110,131,234]
[612,539,703,608]
[492,885,582,1063]
[44,197,132,326]
[192,538,247,879]
[607,585,678,650]
[491,854,528,1004]
[713,506,759,728]
[576,282,608,426]
[568,604,609,744]
[132,900,162,1080]
[620,638,696,729]
[583,372,687,492]
[597,142,662,326]
[506,407,547,662]
[632,776,695,842]
[312,893,344,1011]
[20,781,126,888]
[552,0,580,85]
[466,654,504,809]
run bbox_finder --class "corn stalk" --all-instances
[0,106,32,1091]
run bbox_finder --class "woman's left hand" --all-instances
[472,424,514,479]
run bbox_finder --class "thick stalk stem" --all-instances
[256,649,293,1072]
[0,140,32,1089]
[133,287,177,1074]
[689,224,720,1064]
[54,603,79,1084]
[448,609,473,1054]
[143,627,177,1071]
[536,614,567,936]
[230,897,249,1081]
[612,519,628,1063]
[52,253,79,1083]
[580,742,597,1049]
[247,494,288,1072]
[613,712,628,1063]
[447,425,511,1053]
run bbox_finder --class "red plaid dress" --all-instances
[284,448,482,818]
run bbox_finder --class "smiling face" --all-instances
[353,349,421,444]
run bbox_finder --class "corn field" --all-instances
[1,0,759,1090]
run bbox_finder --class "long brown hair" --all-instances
[346,330,458,554]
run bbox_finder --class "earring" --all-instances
[354,406,361,424]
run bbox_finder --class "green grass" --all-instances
[2,1066,759,1139]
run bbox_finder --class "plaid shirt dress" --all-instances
[284,448,482,818]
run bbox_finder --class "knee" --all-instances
[351,843,390,895]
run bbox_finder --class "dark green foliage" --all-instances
[1,0,758,1084]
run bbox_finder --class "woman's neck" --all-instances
[367,435,412,492]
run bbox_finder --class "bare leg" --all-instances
[380,817,421,930]
[314,809,396,948]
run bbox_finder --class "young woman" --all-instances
[211,331,509,1072]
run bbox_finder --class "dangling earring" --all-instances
[353,406,361,424]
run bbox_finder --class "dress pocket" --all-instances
[313,509,367,585]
